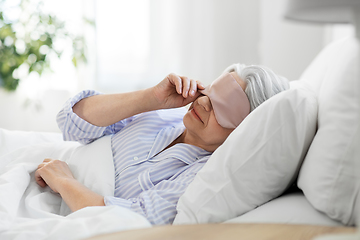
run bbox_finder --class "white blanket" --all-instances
[0,129,151,240]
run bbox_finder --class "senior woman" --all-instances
[35,63,289,225]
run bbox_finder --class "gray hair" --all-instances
[223,63,290,112]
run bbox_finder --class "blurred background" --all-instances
[0,0,354,132]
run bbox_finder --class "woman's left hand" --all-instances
[35,158,74,194]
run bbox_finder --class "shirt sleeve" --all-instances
[56,90,136,144]
[103,163,203,225]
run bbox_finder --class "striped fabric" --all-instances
[56,90,211,225]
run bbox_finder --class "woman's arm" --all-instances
[72,73,204,127]
[72,89,153,127]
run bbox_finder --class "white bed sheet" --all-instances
[0,128,151,240]
[225,191,343,226]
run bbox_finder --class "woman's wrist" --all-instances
[56,177,78,198]
[142,87,164,111]
[57,178,105,212]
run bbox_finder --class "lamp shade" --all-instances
[284,0,360,24]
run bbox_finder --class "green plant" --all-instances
[0,0,87,91]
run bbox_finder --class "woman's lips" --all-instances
[191,108,203,123]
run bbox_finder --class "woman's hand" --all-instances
[35,158,105,212]
[70,73,205,127]
[151,73,205,109]
[35,158,74,194]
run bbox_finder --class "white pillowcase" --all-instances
[173,82,318,224]
[297,37,360,226]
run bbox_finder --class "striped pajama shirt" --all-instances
[56,90,211,225]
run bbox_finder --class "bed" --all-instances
[0,36,359,239]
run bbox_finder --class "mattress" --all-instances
[225,191,342,226]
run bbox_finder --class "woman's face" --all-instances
[182,72,247,152]
[183,96,233,152]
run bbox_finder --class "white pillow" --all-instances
[297,37,360,226]
[173,82,318,224]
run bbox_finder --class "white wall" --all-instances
[0,0,338,132]
[95,0,262,91]
[0,88,71,132]
[260,0,326,81]
[172,0,262,84]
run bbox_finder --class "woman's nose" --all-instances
[197,95,212,112]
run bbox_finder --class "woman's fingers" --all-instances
[167,73,182,95]
[34,159,73,193]
[167,73,206,99]
[36,158,52,187]
[180,76,205,98]
[35,168,47,188]
[189,79,198,97]
[37,158,53,169]
[181,76,191,98]
[37,163,46,169]
[196,80,205,90]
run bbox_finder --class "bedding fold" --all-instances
[0,131,151,240]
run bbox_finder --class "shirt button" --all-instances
[133,156,139,161]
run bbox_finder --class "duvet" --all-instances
[0,128,151,240]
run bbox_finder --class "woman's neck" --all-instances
[164,133,185,150]
[177,129,217,153]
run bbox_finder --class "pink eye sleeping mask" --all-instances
[199,73,250,129]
